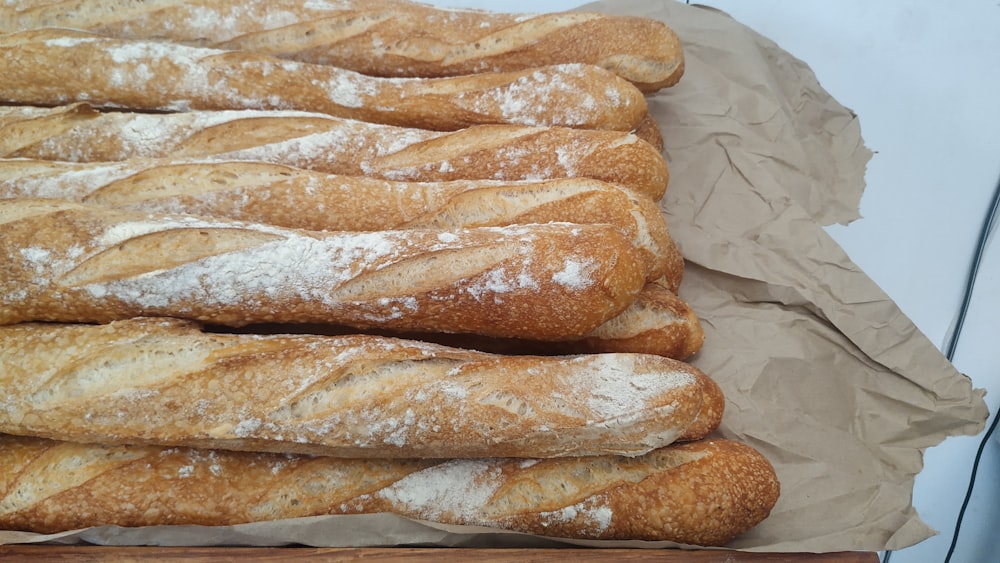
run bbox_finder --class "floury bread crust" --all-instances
[578,277,702,356]
[0,2,784,549]
[0,199,647,340]
[0,436,776,546]
[0,0,684,92]
[383,279,705,361]
[0,29,648,132]
[0,104,670,199]
[0,318,717,459]
[0,159,681,285]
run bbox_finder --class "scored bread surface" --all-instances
[0,317,714,458]
[0,157,700,359]
[0,29,648,131]
[0,0,684,92]
[0,104,670,199]
[0,435,776,546]
[0,159,679,284]
[0,199,647,340]
[393,279,705,361]
[0,0,779,547]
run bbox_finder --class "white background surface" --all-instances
[424,1,1000,561]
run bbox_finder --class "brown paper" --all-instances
[614,0,989,551]
[0,0,988,553]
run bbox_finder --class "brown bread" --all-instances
[0,198,647,340]
[0,28,648,132]
[0,0,684,92]
[0,317,719,459]
[0,104,670,199]
[0,159,679,284]
[0,435,776,546]
[382,278,705,361]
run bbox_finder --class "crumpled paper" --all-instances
[618,0,989,551]
[1,0,988,553]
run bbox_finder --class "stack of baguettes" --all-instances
[0,0,779,548]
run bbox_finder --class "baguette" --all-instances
[0,317,717,459]
[380,279,704,361]
[576,278,702,356]
[0,0,684,93]
[0,158,680,284]
[0,28,647,132]
[0,198,647,339]
[633,112,666,154]
[518,278,703,358]
[678,371,725,442]
[0,435,777,546]
[0,104,670,199]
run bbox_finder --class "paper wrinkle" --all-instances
[624,0,983,551]
[1,0,989,553]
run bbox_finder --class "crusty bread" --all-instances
[0,435,776,546]
[678,371,725,442]
[0,198,647,340]
[633,112,666,154]
[498,277,703,359]
[0,2,777,549]
[0,28,647,132]
[380,278,704,361]
[0,104,670,199]
[0,0,684,92]
[576,277,702,356]
[0,317,716,459]
[0,158,680,284]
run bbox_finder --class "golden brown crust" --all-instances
[0,28,647,131]
[678,375,725,441]
[0,160,678,284]
[402,278,703,361]
[0,318,711,458]
[0,1,684,92]
[0,199,647,339]
[572,279,703,359]
[0,3,765,548]
[0,436,775,546]
[632,112,665,154]
[597,440,779,545]
[0,105,669,200]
